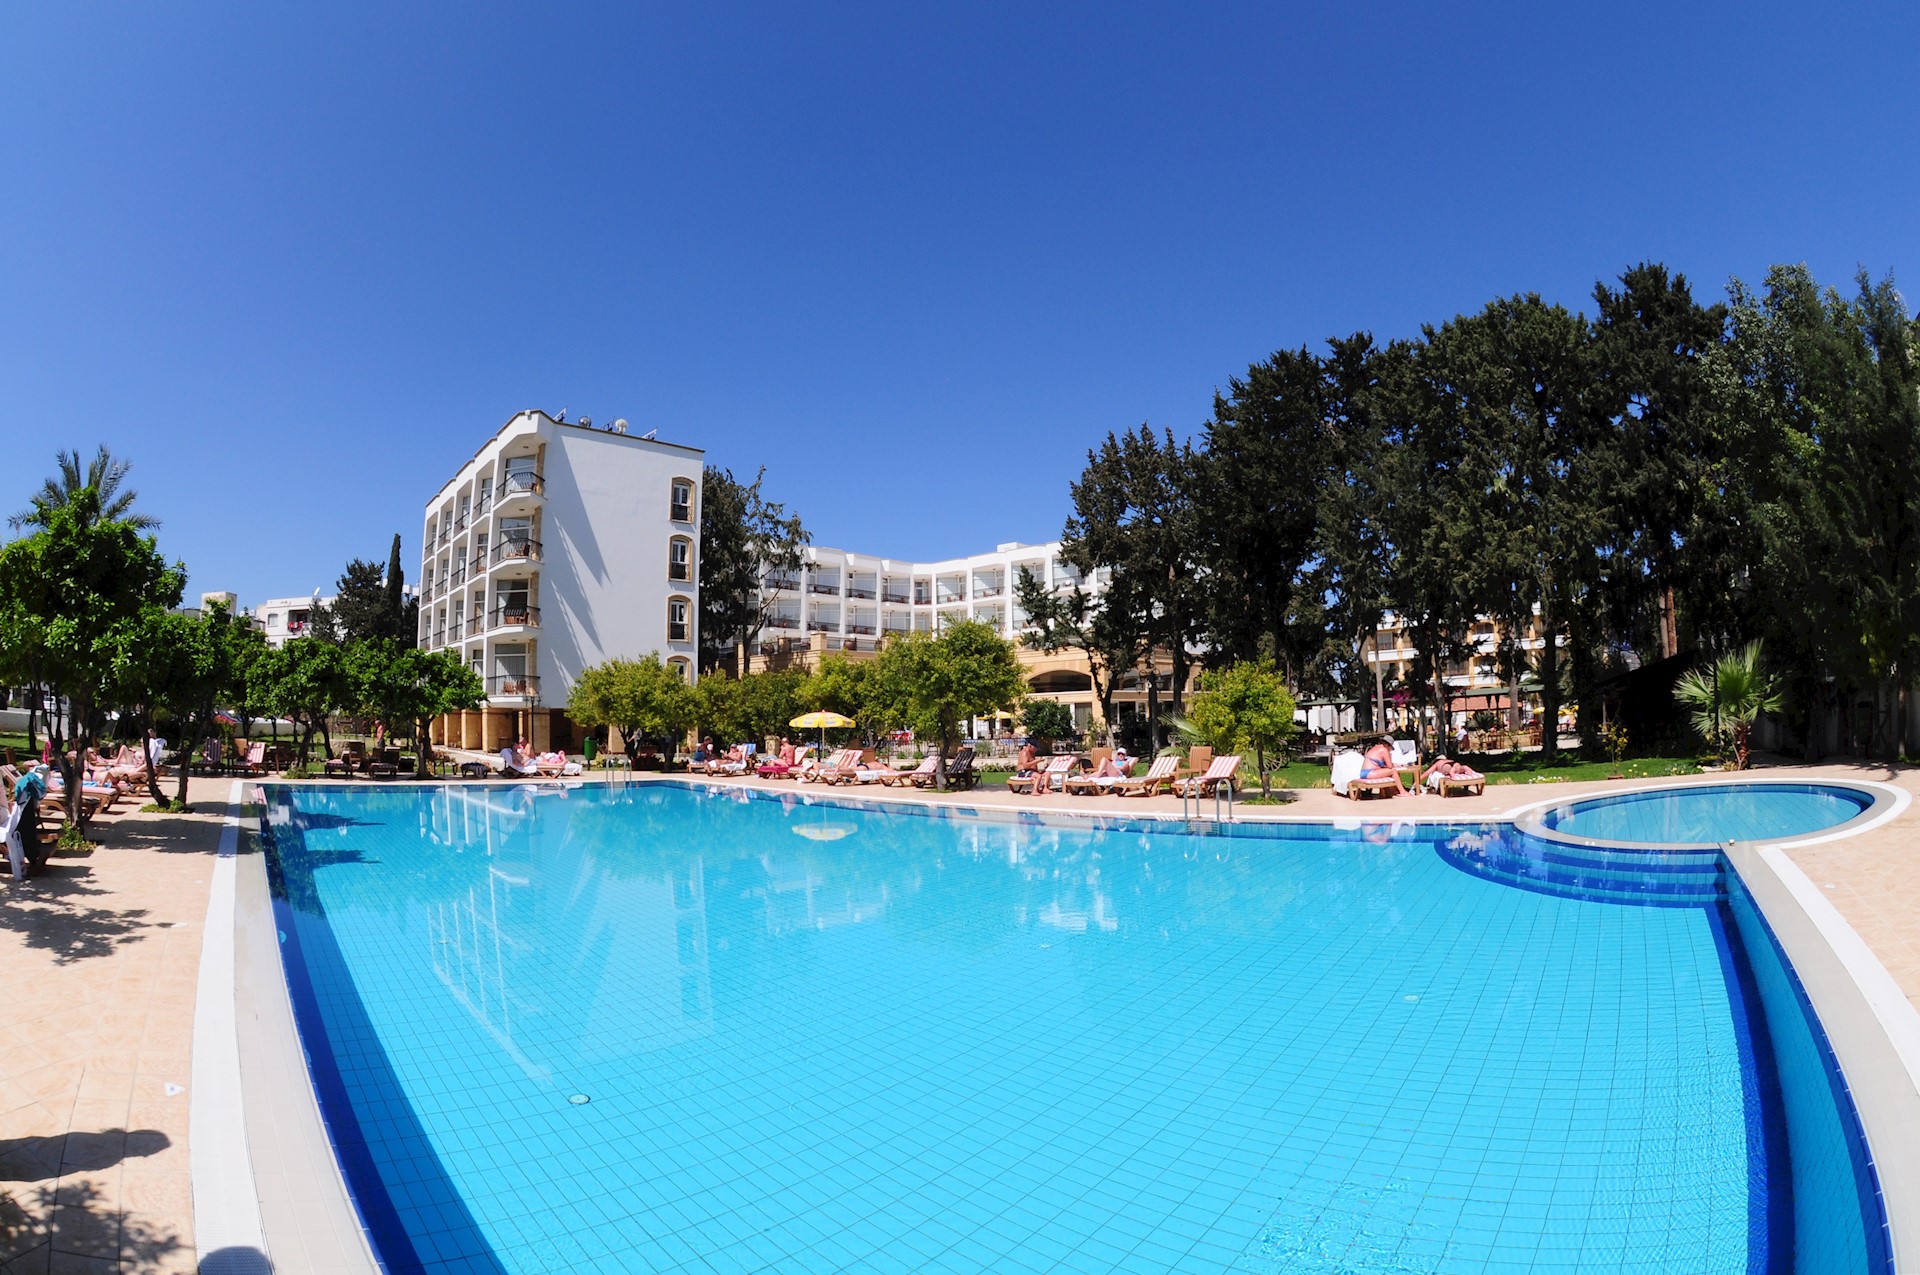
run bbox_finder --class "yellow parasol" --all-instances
[789,710,856,750]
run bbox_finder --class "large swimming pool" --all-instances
[260,781,1889,1274]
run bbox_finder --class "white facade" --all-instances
[755,540,1095,653]
[419,410,703,712]
[258,595,335,648]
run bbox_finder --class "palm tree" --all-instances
[9,445,158,530]
[1674,641,1785,770]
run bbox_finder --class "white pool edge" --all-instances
[191,781,271,1272]
[1723,841,1920,1268]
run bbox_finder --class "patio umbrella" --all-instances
[791,821,857,843]
[789,710,855,751]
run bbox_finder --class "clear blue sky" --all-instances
[5,2,1917,606]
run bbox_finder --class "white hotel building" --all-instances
[753,542,1160,731]
[418,410,703,752]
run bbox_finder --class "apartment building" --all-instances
[258,595,335,648]
[420,410,703,752]
[1363,609,1560,724]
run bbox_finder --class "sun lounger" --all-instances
[876,756,936,786]
[1172,755,1241,798]
[1064,753,1148,795]
[801,750,862,784]
[1435,772,1486,797]
[1008,755,1075,795]
[1109,754,1179,797]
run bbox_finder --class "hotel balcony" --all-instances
[465,617,485,639]
[808,582,840,596]
[765,614,800,631]
[486,674,539,702]
[764,575,800,592]
[496,470,544,507]
[490,605,540,631]
[490,538,541,568]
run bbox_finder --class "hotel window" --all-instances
[668,596,691,643]
[668,656,691,682]
[670,478,694,522]
[668,536,693,582]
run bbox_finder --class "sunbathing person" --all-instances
[1421,756,1484,792]
[1359,739,1406,795]
[1012,742,1040,788]
[499,741,538,777]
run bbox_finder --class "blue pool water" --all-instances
[260,781,1888,1274]
[1539,783,1873,847]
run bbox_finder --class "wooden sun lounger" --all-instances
[1111,755,1180,797]
[877,757,936,787]
[1348,773,1402,798]
[1008,755,1075,795]
[1437,773,1486,797]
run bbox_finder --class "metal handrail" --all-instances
[499,470,544,497]
[491,538,541,565]
[490,606,541,628]
[486,675,539,699]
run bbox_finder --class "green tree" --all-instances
[1063,425,1205,735]
[1013,567,1142,740]
[0,488,182,831]
[10,445,158,531]
[875,621,1024,788]
[1020,698,1073,746]
[255,637,349,766]
[383,534,412,647]
[1674,641,1786,769]
[568,655,697,766]
[697,466,808,673]
[365,644,485,777]
[324,559,393,644]
[1182,660,1298,797]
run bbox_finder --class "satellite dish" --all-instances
[578,416,592,428]
[612,418,629,434]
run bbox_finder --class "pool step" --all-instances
[1437,832,1724,907]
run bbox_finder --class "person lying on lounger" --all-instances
[1420,756,1484,791]
[499,741,538,777]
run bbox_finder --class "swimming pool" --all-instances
[1531,782,1877,849]
[259,781,1890,1274]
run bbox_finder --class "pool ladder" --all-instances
[1181,779,1234,827]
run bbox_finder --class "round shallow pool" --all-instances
[1536,781,1874,847]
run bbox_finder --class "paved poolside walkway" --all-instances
[0,796,219,1274]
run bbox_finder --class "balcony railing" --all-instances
[764,576,799,592]
[499,470,544,497]
[846,587,875,600]
[972,585,1004,598]
[847,624,876,635]
[882,592,909,605]
[470,553,488,576]
[430,628,446,647]
[491,538,541,566]
[808,583,840,595]
[475,495,492,517]
[454,515,468,533]
[765,615,799,630]
[487,675,539,700]
[466,618,484,638]
[807,621,837,633]
[490,605,540,629]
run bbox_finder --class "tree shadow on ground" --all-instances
[92,812,227,857]
[0,868,153,965]
[0,1129,170,1185]
[0,1177,186,1271]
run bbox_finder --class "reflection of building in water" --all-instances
[422,787,714,1069]
[428,866,549,1082]
[754,856,891,935]
[953,825,1124,935]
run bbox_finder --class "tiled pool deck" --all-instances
[3,760,1915,1271]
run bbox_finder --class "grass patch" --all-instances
[138,801,190,814]
[1249,753,1704,788]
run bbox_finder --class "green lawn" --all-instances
[1257,752,1703,789]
